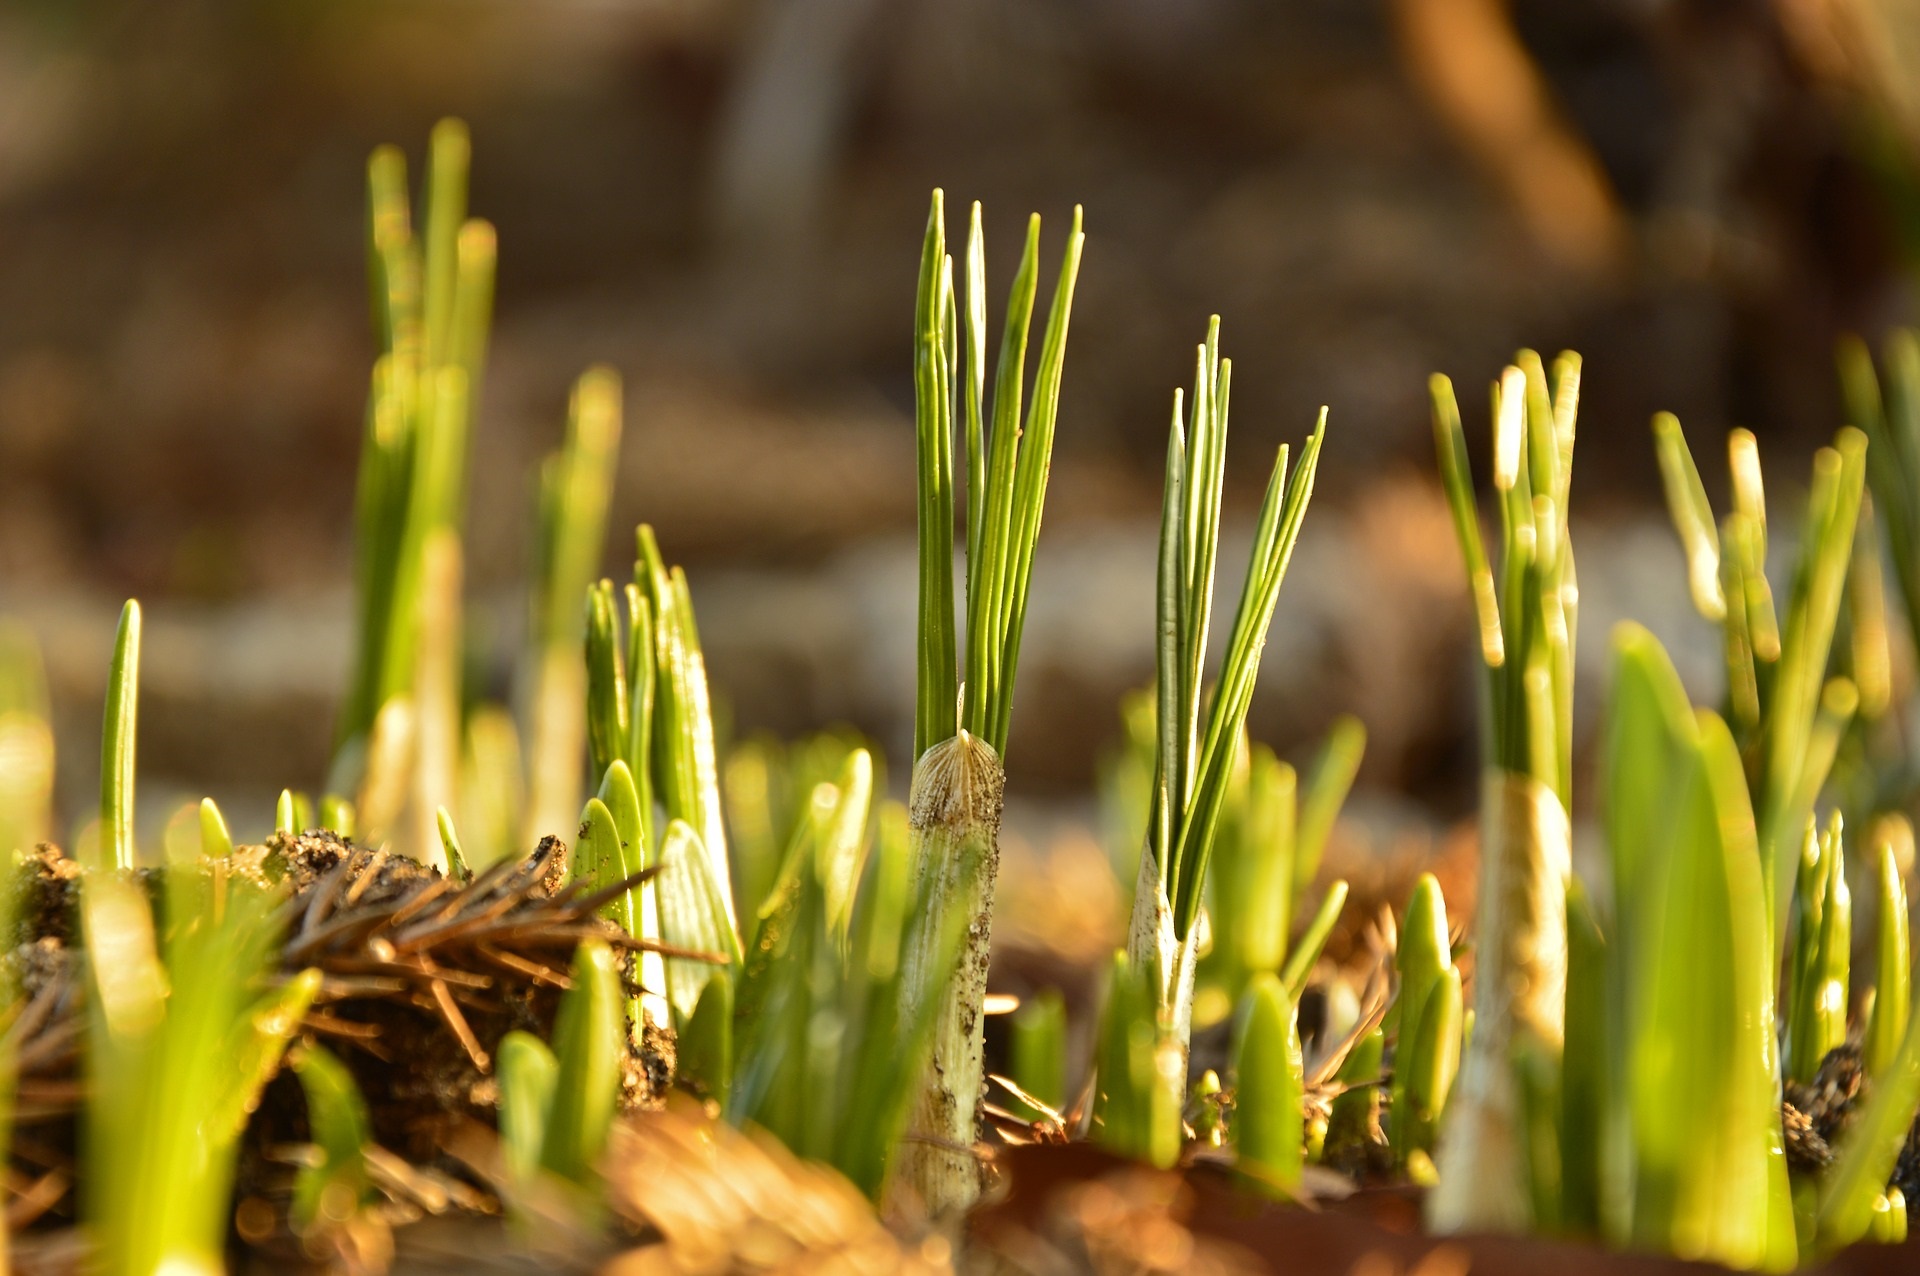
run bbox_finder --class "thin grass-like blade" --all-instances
[100,600,140,870]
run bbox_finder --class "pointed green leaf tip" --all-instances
[198,798,232,860]
[575,797,631,934]
[1232,973,1304,1196]
[100,600,141,870]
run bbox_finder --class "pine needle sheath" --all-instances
[896,192,1082,1216]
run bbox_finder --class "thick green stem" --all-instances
[895,730,1003,1217]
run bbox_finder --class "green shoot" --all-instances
[898,189,1084,1214]
[337,121,495,861]
[1278,880,1349,1004]
[1785,813,1851,1083]
[1124,316,1328,1146]
[1009,988,1068,1119]
[1400,967,1464,1165]
[1866,817,1913,1078]
[1091,950,1180,1169]
[497,1030,559,1190]
[539,940,625,1185]
[84,869,319,1274]
[637,526,729,921]
[0,623,53,857]
[1817,988,1920,1252]
[1427,355,1578,1235]
[1231,973,1305,1196]
[1392,874,1453,1160]
[276,788,296,837]
[458,704,524,867]
[197,798,232,861]
[1599,624,1786,1269]
[523,369,624,848]
[100,599,140,870]
[1295,715,1366,897]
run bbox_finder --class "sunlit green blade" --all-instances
[1294,714,1364,897]
[597,760,646,877]
[1866,819,1912,1078]
[1279,880,1348,1002]
[983,208,1084,752]
[1401,967,1463,1162]
[1651,412,1726,620]
[435,806,470,883]
[585,579,628,783]
[654,820,742,1023]
[575,797,631,935]
[1325,1027,1384,1163]
[912,190,957,759]
[1761,431,1867,932]
[1431,374,1504,678]
[198,799,232,860]
[1392,873,1452,1157]
[960,214,1040,750]
[1817,995,1920,1251]
[524,369,623,846]
[318,794,355,840]
[100,600,141,870]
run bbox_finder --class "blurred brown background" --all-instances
[3,0,1919,841]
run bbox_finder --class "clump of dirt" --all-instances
[4,830,682,1231]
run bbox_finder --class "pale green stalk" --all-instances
[1428,355,1579,1235]
[897,189,1084,1215]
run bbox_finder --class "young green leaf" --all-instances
[100,599,141,870]
[1865,818,1912,1079]
[1294,715,1365,897]
[497,1029,558,1188]
[1401,967,1464,1162]
[539,940,625,1184]
[198,798,232,861]
[1232,973,1305,1196]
